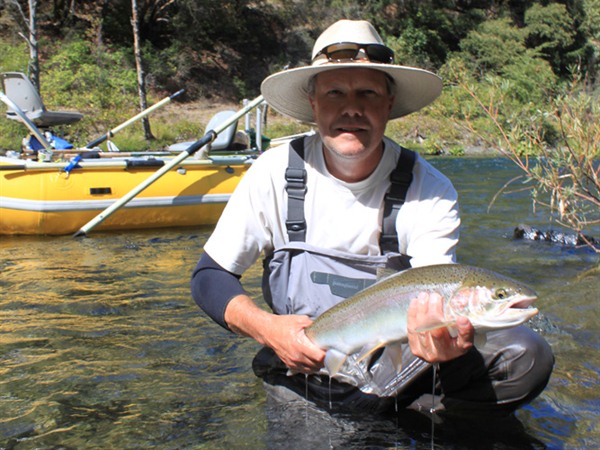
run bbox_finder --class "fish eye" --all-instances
[495,288,508,299]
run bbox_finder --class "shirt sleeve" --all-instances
[203,146,288,274]
[397,157,460,268]
[190,251,247,330]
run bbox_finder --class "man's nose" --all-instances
[341,93,363,117]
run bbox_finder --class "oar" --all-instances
[85,89,185,149]
[73,94,265,237]
[0,91,52,149]
[0,155,253,172]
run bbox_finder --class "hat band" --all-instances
[312,42,394,65]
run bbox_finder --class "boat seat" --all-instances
[168,109,239,152]
[205,110,238,151]
[1,72,83,127]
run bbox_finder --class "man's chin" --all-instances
[323,137,369,158]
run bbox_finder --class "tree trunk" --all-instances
[131,0,154,140]
[8,0,40,91]
[27,0,40,92]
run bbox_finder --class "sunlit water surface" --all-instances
[1,157,598,449]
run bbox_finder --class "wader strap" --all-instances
[285,137,308,241]
[379,147,416,254]
[285,138,415,251]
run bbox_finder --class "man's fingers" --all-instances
[408,291,475,362]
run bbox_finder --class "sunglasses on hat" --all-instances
[313,42,394,64]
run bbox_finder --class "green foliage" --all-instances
[449,16,559,105]
[524,84,599,243]
[138,42,179,90]
[0,40,29,73]
[447,145,465,156]
[366,0,488,69]
[582,0,600,78]
[386,23,435,69]
[582,0,600,40]
[232,76,248,99]
[524,3,577,74]
[0,113,24,151]
[43,40,137,107]
[262,119,312,141]
[458,18,528,75]
[452,66,600,249]
[0,0,598,155]
[525,4,575,51]
[37,40,140,145]
[501,52,557,104]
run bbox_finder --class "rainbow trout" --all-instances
[305,263,538,377]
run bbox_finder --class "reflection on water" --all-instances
[1,158,598,449]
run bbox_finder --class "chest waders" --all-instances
[255,137,431,405]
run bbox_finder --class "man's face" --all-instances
[309,68,394,162]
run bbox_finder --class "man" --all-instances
[192,19,553,416]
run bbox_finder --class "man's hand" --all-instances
[263,314,326,373]
[224,294,326,373]
[407,291,474,362]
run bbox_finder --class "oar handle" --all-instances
[73,94,264,237]
[85,135,111,150]
[84,89,185,149]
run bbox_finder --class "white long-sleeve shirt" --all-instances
[204,133,460,274]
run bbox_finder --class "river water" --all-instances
[1,157,598,449]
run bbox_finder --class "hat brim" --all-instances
[260,63,443,124]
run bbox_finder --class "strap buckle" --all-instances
[285,167,307,200]
[286,219,307,233]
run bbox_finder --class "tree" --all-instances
[6,0,40,90]
[131,0,153,141]
[450,64,599,252]
[524,3,576,75]
[458,18,528,77]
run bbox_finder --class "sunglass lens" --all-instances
[316,43,394,64]
[327,44,360,61]
[366,45,394,63]
[328,49,360,60]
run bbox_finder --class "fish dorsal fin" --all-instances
[376,267,397,282]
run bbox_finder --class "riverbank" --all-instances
[0,95,495,156]
[152,98,495,157]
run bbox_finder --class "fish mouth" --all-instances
[510,295,537,309]
[474,295,539,330]
[497,305,539,323]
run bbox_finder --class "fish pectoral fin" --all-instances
[415,320,456,333]
[474,332,487,349]
[324,349,348,376]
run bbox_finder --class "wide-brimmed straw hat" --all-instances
[261,19,442,124]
